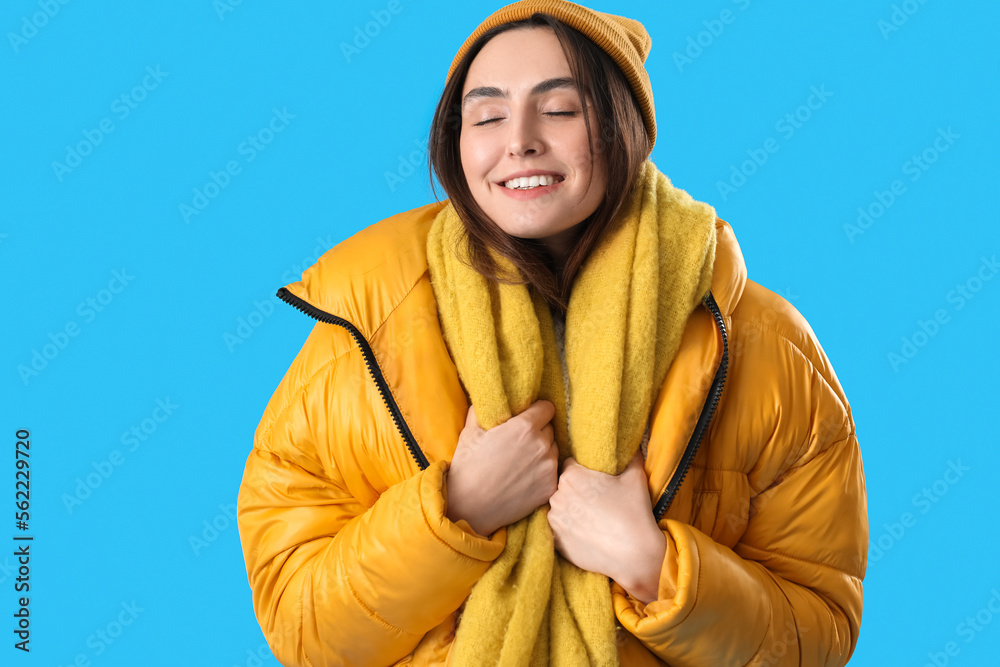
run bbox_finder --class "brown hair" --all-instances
[427,13,651,315]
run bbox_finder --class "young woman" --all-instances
[237,2,868,665]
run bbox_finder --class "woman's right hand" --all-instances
[445,400,560,537]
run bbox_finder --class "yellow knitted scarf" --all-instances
[426,159,717,666]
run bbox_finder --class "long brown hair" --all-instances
[427,13,651,315]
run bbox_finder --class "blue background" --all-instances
[3,1,998,665]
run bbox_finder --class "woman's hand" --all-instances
[446,400,560,538]
[547,450,667,604]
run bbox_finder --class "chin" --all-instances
[496,220,558,240]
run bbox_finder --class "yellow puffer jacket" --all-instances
[237,201,868,667]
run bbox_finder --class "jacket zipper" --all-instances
[651,292,730,522]
[276,286,729,517]
[276,287,430,471]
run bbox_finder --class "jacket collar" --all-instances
[710,216,747,321]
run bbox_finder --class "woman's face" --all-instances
[459,27,607,262]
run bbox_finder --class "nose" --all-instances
[506,111,543,157]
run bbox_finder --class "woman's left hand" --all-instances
[547,450,666,599]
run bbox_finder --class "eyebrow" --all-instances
[461,77,577,111]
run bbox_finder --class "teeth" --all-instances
[503,174,563,189]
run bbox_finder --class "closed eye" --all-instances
[472,111,578,127]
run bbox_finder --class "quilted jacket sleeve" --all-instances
[237,327,507,666]
[613,319,868,666]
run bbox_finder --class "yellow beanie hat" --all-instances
[446,0,657,150]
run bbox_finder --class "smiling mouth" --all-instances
[501,174,566,190]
